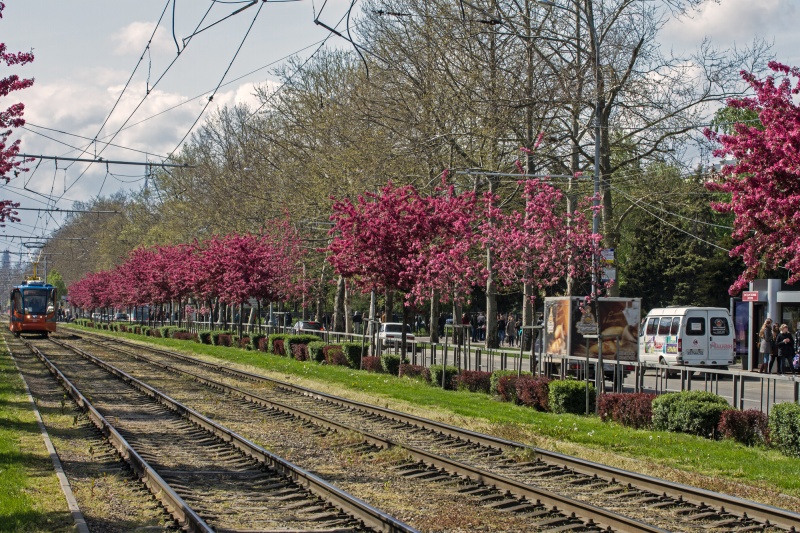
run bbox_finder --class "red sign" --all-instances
[742,291,759,302]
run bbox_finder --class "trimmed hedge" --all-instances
[490,370,530,396]
[453,370,492,394]
[307,341,326,363]
[651,391,730,438]
[497,374,522,403]
[197,330,212,344]
[598,392,655,429]
[381,354,403,376]
[549,379,596,414]
[429,365,458,390]
[718,409,769,447]
[516,375,551,411]
[249,334,266,352]
[291,343,310,361]
[399,364,430,382]
[211,330,233,346]
[324,345,348,366]
[267,334,290,355]
[362,356,383,373]
[769,402,800,457]
[340,342,366,369]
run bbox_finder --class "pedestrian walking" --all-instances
[758,318,773,373]
[497,314,506,345]
[776,324,794,375]
[506,317,517,347]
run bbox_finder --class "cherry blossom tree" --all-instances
[705,62,800,293]
[481,179,601,305]
[0,2,34,225]
[327,181,481,354]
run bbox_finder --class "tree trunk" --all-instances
[332,275,346,332]
[522,281,533,351]
[383,289,393,323]
[344,278,352,333]
[429,291,439,344]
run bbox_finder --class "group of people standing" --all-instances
[758,318,799,375]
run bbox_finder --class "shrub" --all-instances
[291,343,310,361]
[429,365,458,390]
[273,339,286,356]
[238,336,251,349]
[549,379,595,415]
[198,331,212,344]
[257,336,269,352]
[718,409,769,447]
[286,335,322,358]
[307,341,326,363]
[173,331,197,341]
[211,330,232,346]
[453,370,492,394]
[217,334,233,347]
[497,375,521,403]
[769,402,800,457]
[399,364,431,382]
[141,326,151,336]
[362,356,383,372]
[598,393,655,429]
[340,342,366,369]
[651,391,730,437]
[516,375,551,411]
[324,345,348,366]
[490,370,530,396]
[267,334,290,355]
[249,334,266,352]
[381,354,403,376]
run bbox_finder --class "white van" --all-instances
[639,307,735,371]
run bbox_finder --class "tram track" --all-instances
[15,334,418,533]
[58,329,800,531]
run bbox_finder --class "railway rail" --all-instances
[11,334,418,533]
[57,328,800,532]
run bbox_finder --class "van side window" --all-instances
[670,317,680,336]
[657,317,672,336]
[645,317,658,336]
[686,317,705,336]
[710,317,729,336]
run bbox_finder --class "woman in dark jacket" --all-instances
[774,324,794,375]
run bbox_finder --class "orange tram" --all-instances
[9,278,57,337]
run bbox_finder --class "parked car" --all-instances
[113,312,129,321]
[91,312,101,322]
[377,322,415,351]
[292,320,325,333]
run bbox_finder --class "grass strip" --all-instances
[67,325,800,505]
[0,345,74,532]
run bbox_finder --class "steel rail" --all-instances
[64,335,671,532]
[44,336,417,533]
[20,341,214,533]
[73,329,800,532]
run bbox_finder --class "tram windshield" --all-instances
[23,289,51,314]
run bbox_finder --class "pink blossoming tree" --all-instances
[0,2,34,225]
[327,181,481,354]
[705,62,800,293]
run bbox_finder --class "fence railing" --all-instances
[125,319,800,414]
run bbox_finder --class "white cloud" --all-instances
[663,0,800,60]
[112,21,172,56]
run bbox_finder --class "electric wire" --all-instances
[168,0,265,157]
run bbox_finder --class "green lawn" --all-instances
[0,347,74,532]
[66,325,800,508]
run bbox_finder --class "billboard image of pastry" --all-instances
[545,298,569,356]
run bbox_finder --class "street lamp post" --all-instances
[537,0,603,297]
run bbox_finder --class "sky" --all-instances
[1,0,799,259]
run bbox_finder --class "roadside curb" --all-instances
[4,337,90,533]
